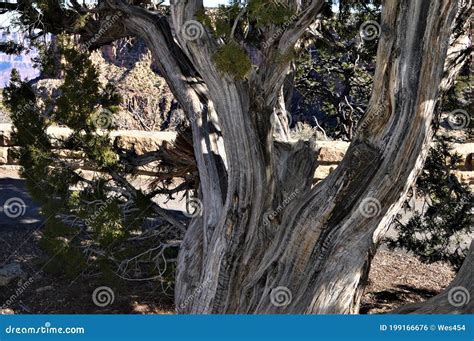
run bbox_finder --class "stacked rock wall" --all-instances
[0,123,472,191]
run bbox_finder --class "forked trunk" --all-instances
[174,0,463,313]
[106,0,468,314]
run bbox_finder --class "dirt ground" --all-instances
[0,225,175,314]
[360,249,455,313]
[0,223,455,315]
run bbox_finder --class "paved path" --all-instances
[0,177,42,229]
[0,167,470,249]
[0,167,186,230]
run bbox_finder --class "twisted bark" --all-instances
[9,0,470,314]
[172,0,464,314]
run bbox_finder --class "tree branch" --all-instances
[277,0,326,53]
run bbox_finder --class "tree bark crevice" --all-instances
[93,0,470,315]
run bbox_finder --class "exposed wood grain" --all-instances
[102,0,468,314]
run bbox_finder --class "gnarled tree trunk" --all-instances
[3,0,470,315]
[172,0,465,314]
[99,0,470,314]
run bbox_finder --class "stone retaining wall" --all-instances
[1,123,473,190]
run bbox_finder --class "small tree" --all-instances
[3,40,190,287]
[389,136,473,269]
[293,0,379,140]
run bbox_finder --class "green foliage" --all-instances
[53,39,121,131]
[10,0,84,37]
[212,42,252,80]
[32,40,60,78]
[3,70,50,149]
[197,4,242,38]
[293,3,380,140]
[40,218,86,278]
[196,8,213,29]
[389,137,473,269]
[0,41,27,55]
[198,1,294,40]
[247,0,295,27]
[2,40,179,285]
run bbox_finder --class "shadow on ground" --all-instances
[0,178,42,229]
